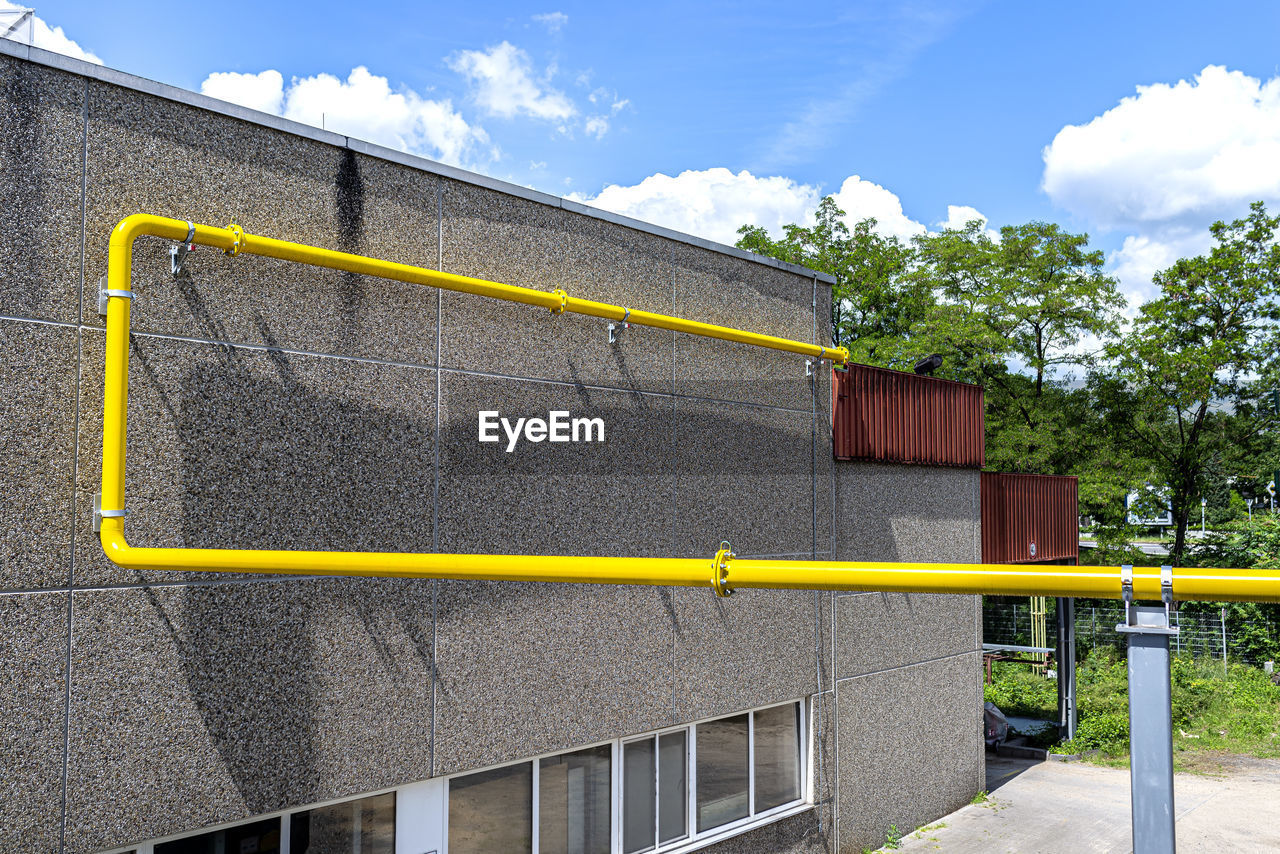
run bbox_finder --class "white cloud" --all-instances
[572,167,991,249]
[829,175,928,242]
[584,116,609,139]
[0,1,100,64]
[1043,64,1280,305]
[197,66,494,168]
[1107,229,1211,313]
[532,12,568,33]
[571,167,822,246]
[1043,65,1280,232]
[200,70,284,115]
[449,41,576,121]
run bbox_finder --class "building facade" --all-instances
[0,41,983,854]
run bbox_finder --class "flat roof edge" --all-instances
[1,39,837,285]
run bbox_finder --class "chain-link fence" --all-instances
[983,598,1280,666]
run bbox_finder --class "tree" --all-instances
[736,196,928,364]
[1095,202,1280,563]
[908,220,1124,474]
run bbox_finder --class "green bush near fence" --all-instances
[984,650,1280,759]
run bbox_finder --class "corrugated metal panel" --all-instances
[831,364,985,467]
[981,472,1079,564]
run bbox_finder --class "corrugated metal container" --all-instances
[981,472,1079,564]
[831,364,985,467]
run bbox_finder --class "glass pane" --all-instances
[155,817,281,854]
[539,745,612,854]
[695,714,749,832]
[290,792,395,854]
[657,731,687,844]
[622,738,656,853]
[449,763,533,854]
[754,703,802,812]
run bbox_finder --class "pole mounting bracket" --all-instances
[169,221,196,277]
[806,357,828,378]
[608,308,631,344]
[93,492,127,533]
[711,540,734,598]
[1121,564,1134,626]
[1160,564,1175,624]
[97,275,136,316]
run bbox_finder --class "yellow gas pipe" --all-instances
[98,215,1280,604]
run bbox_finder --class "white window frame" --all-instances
[97,698,811,854]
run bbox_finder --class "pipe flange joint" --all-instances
[833,346,850,365]
[550,288,569,315]
[711,540,734,598]
[224,223,245,256]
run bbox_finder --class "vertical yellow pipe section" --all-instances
[101,215,236,518]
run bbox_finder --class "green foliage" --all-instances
[1095,202,1280,562]
[985,647,1280,762]
[983,664,1057,718]
[970,790,989,805]
[1075,712,1129,751]
[735,196,927,362]
[737,198,1280,547]
[885,824,902,849]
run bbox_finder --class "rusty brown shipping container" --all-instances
[831,364,985,467]
[981,472,1079,564]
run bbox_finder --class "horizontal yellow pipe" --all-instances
[99,214,1280,604]
[96,519,1280,602]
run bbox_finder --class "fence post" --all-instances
[1221,607,1228,674]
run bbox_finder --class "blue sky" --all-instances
[8,1,1280,309]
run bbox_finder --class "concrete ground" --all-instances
[893,753,1280,853]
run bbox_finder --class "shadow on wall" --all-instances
[156,343,435,809]
[171,349,435,552]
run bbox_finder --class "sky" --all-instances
[5,0,1280,312]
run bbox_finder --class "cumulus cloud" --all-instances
[1043,65,1280,231]
[198,66,493,167]
[572,167,990,249]
[829,175,928,242]
[532,12,568,33]
[449,41,576,122]
[1042,65,1280,302]
[572,168,822,246]
[0,1,100,63]
[200,70,284,115]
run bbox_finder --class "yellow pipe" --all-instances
[98,214,1280,604]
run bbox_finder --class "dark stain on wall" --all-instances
[335,150,366,350]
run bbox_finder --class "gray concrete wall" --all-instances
[830,463,985,854]
[0,45,979,854]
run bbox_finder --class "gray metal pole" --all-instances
[1117,566,1179,854]
[1221,607,1228,674]
[1056,596,1078,739]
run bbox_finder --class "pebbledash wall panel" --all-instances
[0,40,982,854]
[831,364,985,468]
[980,472,1079,564]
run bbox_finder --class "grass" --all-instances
[984,650,1280,767]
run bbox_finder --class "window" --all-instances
[449,763,533,854]
[695,714,749,832]
[540,745,612,854]
[291,792,395,854]
[154,817,281,854]
[753,703,801,812]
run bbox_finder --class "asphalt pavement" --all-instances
[891,753,1280,853]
